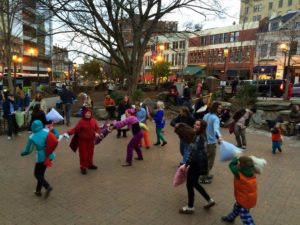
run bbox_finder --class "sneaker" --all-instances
[146,146,150,149]
[88,165,98,170]
[81,168,87,175]
[199,179,212,184]
[221,216,234,223]
[278,149,282,152]
[134,157,143,160]
[179,206,195,214]
[154,142,160,146]
[203,199,215,209]
[161,142,167,146]
[241,146,247,149]
[45,186,53,198]
[34,191,42,197]
[207,174,214,180]
[7,136,12,140]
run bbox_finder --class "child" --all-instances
[179,120,215,214]
[270,123,282,154]
[21,120,59,197]
[112,108,144,167]
[221,156,257,225]
[64,107,100,175]
[153,101,167,146]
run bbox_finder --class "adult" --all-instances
[116,95,131,138]
[171,106,195,165]
[15,84,25,110]
[183,83,191,101]
[2,93,19,139]
[232,108,256,149]
[104,95,116,119]
[29,104,51,130]
[203,101,223,183]
[166,84,179,105]
[107,81,115,95]
[59,85,76,126]
[194,97,207,120]
[196,81,202,97]
[230,79,239,96]
[179,120,215,214]
[287,82,293,100]
[26,92,48,114]
[287,105,300,136]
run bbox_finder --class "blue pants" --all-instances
[226,202,255,225]
[180,139,189,164]
[64,103,72,126]
[272,141,282,153]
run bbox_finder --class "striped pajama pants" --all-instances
[226,202,255,225]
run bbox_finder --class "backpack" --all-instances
[44,130,59,167]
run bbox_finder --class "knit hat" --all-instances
[82,107,92,119]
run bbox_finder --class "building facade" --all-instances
[240,0,300,22]
[255,11,300,82]
[52,46,72,82]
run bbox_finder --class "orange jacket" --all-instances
[104,98,115,107]
[234,172,257,209]
[271,128,282,141]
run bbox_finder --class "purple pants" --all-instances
[126,131,144,164]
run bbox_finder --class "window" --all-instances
[214,35,219,44]
[172,41,178,49]
[279,0,283,7]
[270,22,279,31]
[245,7,249,14]
[269,2,273,10]
[210,35,214,44]
[201,36,207,45]
[270,43,277,56]
[224,33,228,42]
[254,4,262,12]
[288,0,292,6]
[179,40,185,49]
[219,33,224,43]
[260,44,268,58]
[230,32,239,42]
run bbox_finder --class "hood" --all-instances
[82,107,92,119]
[31,120,44,133]
[125,108,135,116]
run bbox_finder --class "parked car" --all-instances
[256,79,285,97]
[292,82,300,97]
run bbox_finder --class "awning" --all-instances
[253,66,277,74]
[178,65,206,78]
[227,70,249,78]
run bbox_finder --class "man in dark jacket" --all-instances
[2,93,19,139]
[59,85,76,126]
[171,106,195,165]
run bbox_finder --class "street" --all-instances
[0,120,299,225]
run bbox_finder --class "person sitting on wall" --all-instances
[166,84,179,105]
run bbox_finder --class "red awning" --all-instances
[144,75,154,81]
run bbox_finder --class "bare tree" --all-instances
[0,0,24,92]
[38,0,224,92]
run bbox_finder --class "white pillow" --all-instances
[46,108,64,123]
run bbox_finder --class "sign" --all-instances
[220,81,227,86]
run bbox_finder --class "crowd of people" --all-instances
[1,81,299,225]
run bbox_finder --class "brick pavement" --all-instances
[0,119,299,225]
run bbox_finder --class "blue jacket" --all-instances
[136,108,147,123]
[21,120,59,163]
[154,110,165,129]
[203,113,222,144]
[2,99,17,118]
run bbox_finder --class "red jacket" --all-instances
[67,118,100,141]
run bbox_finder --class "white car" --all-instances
[292,82,300,97]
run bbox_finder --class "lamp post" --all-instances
[221,47,229,100]
[29,47,39,83]
[47,67,52,83]
[12,55,23,98]
[280,43,290,100]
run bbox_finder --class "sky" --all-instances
[55,0,241,64]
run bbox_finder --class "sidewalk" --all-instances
[0,121,299,225]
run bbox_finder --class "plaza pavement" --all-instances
[0,118,299,225]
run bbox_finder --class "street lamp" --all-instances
[280,43,288,79]
[47,67,52,83]
[12,55,23,98]
[223,47,229,79]
[29,47,39,83]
